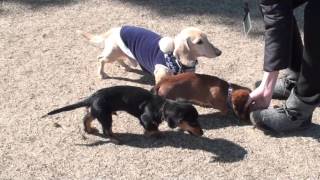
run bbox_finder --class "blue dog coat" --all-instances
[119,26,183,74]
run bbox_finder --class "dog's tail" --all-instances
[41,98,91,118]
[77,30,112,45]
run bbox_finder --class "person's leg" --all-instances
[282,0,306,73]
[256,0,306,100]
[271,17,303,100]
[250,0,320,133]
[296,0,320,105]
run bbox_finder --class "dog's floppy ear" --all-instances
[163,106,181,129]
[139,101,148,110]
[192,37,203,45]
[173,37,191,63]
[173,37,190,55]
[231,89,251,121]
[167,117,180,129]
[140,114,153,129]
[140,104,159,131]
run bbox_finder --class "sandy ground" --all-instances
[1,0,320,179]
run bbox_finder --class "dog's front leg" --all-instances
[98,114,121,144]
[154,67,171,84]
[144,129,163,138]
[103,128,121,145]
[97,43,117,79]
[118,60,134,72]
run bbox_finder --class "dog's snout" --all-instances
[178,121,203,136]
[198,129,204,136]
[187,128,203,136]
[216,49,222,56]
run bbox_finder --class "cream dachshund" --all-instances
[78,26,222,83]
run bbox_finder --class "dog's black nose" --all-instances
[216,50,222,56]
[199,129,204,136]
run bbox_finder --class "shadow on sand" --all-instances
[108,69,155,86]
[118,0,262,19]
[77,131,248,163]
[263,122,320,141]
[198,112,249,130]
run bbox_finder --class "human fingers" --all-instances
[245,96,254,110]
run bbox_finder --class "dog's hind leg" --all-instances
[83,108,98,134]
[98,59,108,79]
[97,113,121,144]
[118,59,134,72]
[97,37,121,79]
[127,57,138,67]
[97,53,113,79]
[154,67,171,84]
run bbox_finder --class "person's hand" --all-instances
[246,85,273,111]
[245,71,279,111]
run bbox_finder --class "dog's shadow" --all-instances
[199,112,249,130]
[78,131,247,163]
[108,69,155,85]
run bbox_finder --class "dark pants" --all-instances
[260,0,320,105]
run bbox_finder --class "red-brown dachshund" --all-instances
[152,72,251,121]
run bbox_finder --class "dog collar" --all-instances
[180,60,197,72]
[164,53,196,74]
[227,82,233,110]
[226,83,240,123]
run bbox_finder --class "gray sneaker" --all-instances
[250,89,316,133]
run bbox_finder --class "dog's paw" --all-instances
[124,66,134,72]
[130,61,138,67]
[109,137,122,145]
[85,127,99,134]
[100,73,109,79]
[144,130,163,138]
[176,127,184,132]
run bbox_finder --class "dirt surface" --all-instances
[1,0,319,179]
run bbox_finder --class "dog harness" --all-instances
[119,26,194,74]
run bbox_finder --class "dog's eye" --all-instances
[196,40,203,45]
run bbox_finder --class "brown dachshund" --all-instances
[152,72,251,120]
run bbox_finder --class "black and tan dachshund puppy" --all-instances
[42,86,203,144]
